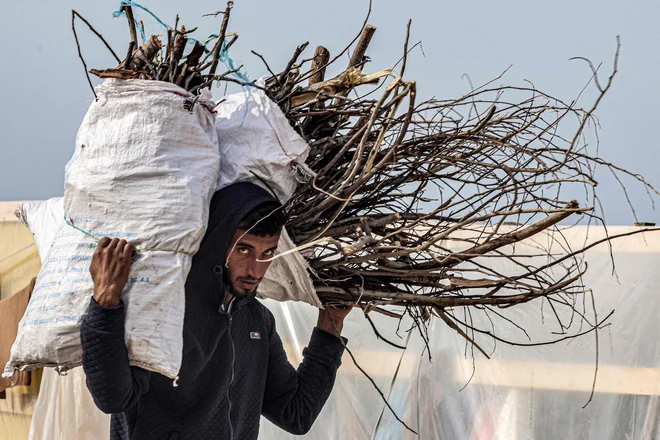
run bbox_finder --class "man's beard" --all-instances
[229,284,257,298]
[224,267,259,298]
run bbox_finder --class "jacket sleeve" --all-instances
[80,297,150,414]
[261,311,346,435]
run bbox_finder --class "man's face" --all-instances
[225,228,280,297]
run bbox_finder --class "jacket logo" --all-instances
[250,332,261,340]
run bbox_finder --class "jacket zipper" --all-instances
[226,302,236,440]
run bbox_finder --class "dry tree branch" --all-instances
[296,0,374,85]
[399,19,412,79]
[72,10,121,63]
[75,6,658,414]
[71,10,97,100]
[121,4,138,47]
[255,33,659,376]
[208,1,234,78]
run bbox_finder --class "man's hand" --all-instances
[90,237,135,308]
[316,306,352,337]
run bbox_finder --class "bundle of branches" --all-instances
[256,23,660,343]
[73,2,241,98]
[72,2,659,355]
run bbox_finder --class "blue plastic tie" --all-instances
[113,1,171,31]
[112,0,255,107]
[219,39,252,86]
[114,1,210,50]
[136,21,146,42]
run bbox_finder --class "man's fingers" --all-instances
[93,237,111,259]
[97,237,111,248]
[106,238,120,252]
[116,239,127,255]
[123,243,137,264]
[123,242,135,258]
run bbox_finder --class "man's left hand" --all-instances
[317,306,352,337]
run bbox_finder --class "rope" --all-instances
[113,1,147,42]
[64,217,193,256]
[112,1,255,89]
[219,39,252,85]
[113,1,206,49]
[0,243,36,265]
[113,1,169,32]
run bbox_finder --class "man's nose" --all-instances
[247,258,268,279]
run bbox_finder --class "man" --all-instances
[81,182,351,440]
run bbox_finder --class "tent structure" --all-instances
[0,201,41,440]
[2,200,660,439]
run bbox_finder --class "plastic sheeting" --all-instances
[263,226,660,440]
[0,369,41,440]
[28,368,109,440]
[0,204,42,440]
[0,207,40,301]
[28,227,660,439]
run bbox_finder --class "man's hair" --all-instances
[238,203,287,237]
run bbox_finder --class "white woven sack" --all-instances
[4,79,219,380]
[214,84,314,203]
[214,84,320,307]
[16,198,64,264]
[19,197,322,310]
[257,229,322,308]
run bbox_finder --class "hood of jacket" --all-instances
[185,181,282,315]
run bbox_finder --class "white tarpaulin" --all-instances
[29,226,660,439]
[28,368,109,440]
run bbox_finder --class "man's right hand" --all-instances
[90,237,135,308]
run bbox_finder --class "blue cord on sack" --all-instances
[218,38,252,125]
[113,1,169,32]
[219,39,252,86]
[112,0,254,87]
[112,0,254,123]
[113,2,147,42]
[114,1,203,48]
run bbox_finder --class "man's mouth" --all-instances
[238,279,260,289]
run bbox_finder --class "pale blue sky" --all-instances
[1,0,658,224]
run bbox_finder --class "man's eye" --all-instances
[263,249,275,257]
[237,248,250,255]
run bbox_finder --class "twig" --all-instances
[399,19,412,78]
[72,10,121,63]
[363,311,407,349]
[309,46,330,85]
[251,50,279,84]
[208,1,234,77]
[121,40,136,69]
[71,10,97,100]
[278,42,310,86]
[121,4,138,47]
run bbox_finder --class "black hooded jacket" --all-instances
[80,182,346,440]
